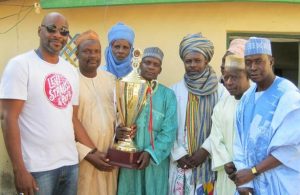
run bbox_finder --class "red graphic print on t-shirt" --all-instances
[44,73,73,109]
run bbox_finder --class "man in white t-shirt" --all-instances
[0,12,95,195]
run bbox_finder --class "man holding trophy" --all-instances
[115,47,178,195]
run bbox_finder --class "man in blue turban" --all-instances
[101,22,135,78]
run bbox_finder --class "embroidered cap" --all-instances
[142,47,164,62]
[225,54,245,70]
[244,37,272,56]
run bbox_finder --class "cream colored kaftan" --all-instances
[76,70,118,195]
[208,95,238,195]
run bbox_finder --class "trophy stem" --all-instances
[114,140,138,152]
[113,126,139,152]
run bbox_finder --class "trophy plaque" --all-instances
[107,49,148,169]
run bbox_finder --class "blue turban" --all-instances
[108,22,135,45]
[179,33,214,62]
[105,22,135,78]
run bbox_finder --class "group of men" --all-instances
[0,11,300,195]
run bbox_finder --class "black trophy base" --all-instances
[107,148,142,169]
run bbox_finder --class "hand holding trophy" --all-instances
[107,49,148,169]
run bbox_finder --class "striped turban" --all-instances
[179,33,214,62]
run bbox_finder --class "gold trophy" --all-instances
[107,49,148,169]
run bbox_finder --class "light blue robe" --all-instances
[117,84,177,195]
[234,77,300,195]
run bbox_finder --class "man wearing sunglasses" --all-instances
[0,12,95,195]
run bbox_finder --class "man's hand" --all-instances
[115,124,137,141]
[129,124,137,139]
[85,150,114,172]
[137,152,150,169]
[224,162,236,175]
[224,162,237,181]
[187,148,209,168]
[14,168,39,195]
[237,187,254,195]
[177,155,193,169]
[234,169,255,186]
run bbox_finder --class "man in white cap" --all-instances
[219,39,247,84]
[233,37,300,195]
[198,54,250,195]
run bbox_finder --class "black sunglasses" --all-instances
[41,25,69,36]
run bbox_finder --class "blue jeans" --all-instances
[31,164,78,195]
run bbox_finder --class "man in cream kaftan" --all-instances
[77,70,118,195]
[75,30,118,195]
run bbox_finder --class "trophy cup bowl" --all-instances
[107,49,148,169]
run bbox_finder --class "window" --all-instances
[228,33,300,87]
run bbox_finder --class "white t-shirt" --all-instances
[0,50,79,172]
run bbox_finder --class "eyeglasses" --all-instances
[41,25,69,36]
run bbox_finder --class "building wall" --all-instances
[1,0,300,192]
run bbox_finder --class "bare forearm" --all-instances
[2,119,26,171]
[196,147,210,163]
[1,101,26,172]
[256,155,282,174]
[234,155,281,187]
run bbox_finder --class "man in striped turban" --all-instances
[169,33,228,195]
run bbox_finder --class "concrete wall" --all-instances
[1,0,300,192]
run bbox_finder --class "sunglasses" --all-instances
[41,25,69,36]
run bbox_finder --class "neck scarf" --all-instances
[105,46,133,78]
[184,65,218,96]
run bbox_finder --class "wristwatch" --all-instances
[251,166,259,176]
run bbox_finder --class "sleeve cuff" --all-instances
[202,138,212,154]
[238,181,254,189]
[145,148,159,165]
[76,142,94,161]
[171,145,188,161]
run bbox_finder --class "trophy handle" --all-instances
[132,48,143,69]
[116,81,126,124]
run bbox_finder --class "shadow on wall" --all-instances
[0,122,15,193]
[0,170,15,194]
